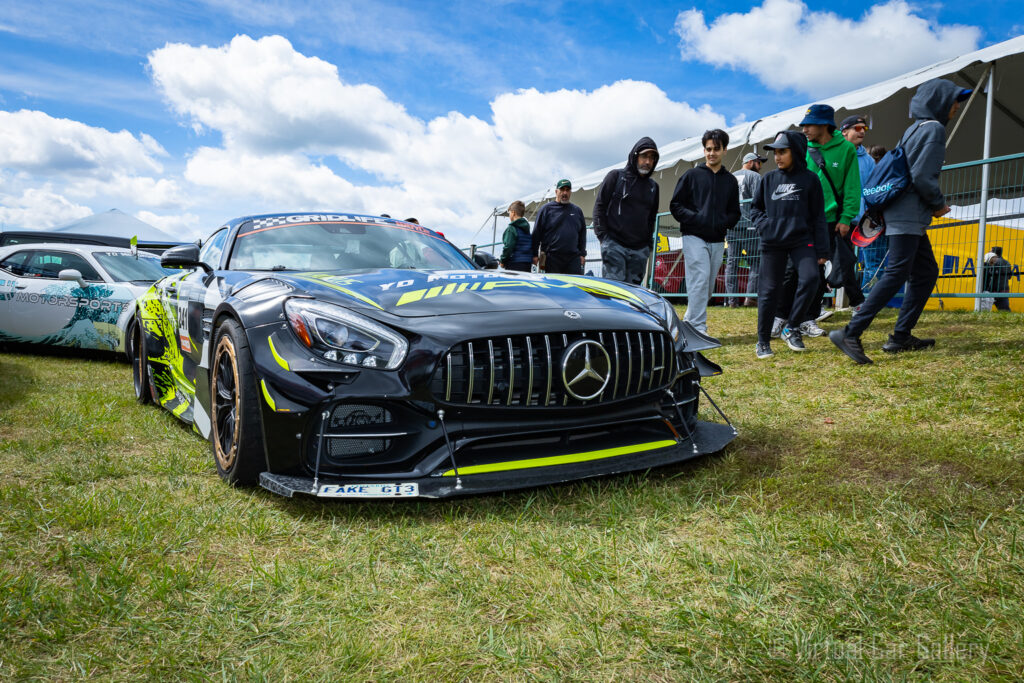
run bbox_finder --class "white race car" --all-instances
[0,243,173,359]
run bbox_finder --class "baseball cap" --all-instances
[956,88,973,102]
[556,179,571,190]
[742,152,767,163]
[799,104,836,127]
[840,115,868,131]
[763,132,792,150]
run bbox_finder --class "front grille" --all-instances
[431,330,674,407]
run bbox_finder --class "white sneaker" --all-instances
[770,317,785,339]
[799,320,826,337]
[815,307,834,322]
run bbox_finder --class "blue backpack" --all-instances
[861,121,937,214]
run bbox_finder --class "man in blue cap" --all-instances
[830,78,972,364]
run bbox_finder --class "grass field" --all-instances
[1,307,1022,681]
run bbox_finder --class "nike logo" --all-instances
[771,184,801,201]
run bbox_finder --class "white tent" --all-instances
[513,35,1024,223]
[52,209,179,244]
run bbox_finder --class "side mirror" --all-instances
[58,269,87,288]
[161,243,211,272]
[473,251,499,270]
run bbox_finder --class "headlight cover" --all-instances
[651,296,683,346]
[284,299,408,370]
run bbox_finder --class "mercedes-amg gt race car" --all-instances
[135,212,735,499]
[0,243,171,358]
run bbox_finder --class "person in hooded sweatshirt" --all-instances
[593,137,660,284]
[750,130,830,359]
[669,129,741,334]
[830,78,971,365]
[500,200,533,272]
[531,179,587,274]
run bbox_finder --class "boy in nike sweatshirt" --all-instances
[750,131,830,357]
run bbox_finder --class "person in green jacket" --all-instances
[500,201,533,272]
[773,104,865,337]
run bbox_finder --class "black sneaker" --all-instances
[781,326,806,351]
[881,334,936,353]
[829,329,873,365]
[755,342,774,359]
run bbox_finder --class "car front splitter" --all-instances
[258,419,736,499]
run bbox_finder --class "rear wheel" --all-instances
[130,317,153,405]
[211,319,265,486]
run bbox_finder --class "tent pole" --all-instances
[974,63,995,311]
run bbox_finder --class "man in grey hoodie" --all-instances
[830,78,971,364]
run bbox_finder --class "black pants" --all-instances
[757,245,819,343]
[846,233,938,340]
[777,224,864,320]
[544,252,583,275]
[505,261,532,272]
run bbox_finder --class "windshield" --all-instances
[94,252,175,282]
[229,218,473,271]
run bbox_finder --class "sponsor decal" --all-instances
[12,292,128,312]
[395,278,577,306]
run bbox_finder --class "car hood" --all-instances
[264,268,657,318]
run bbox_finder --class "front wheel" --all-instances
[210,319,265,486]
[130,317,153,405]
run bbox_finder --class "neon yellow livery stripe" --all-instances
[268,336,290,371]
[441,439,677,477]
[260,379,278,411]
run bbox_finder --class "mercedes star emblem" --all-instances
[561,339,611,400]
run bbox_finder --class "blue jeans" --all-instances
[680,235,725,333]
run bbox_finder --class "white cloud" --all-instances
[147,35,726,240]
[135,210,201,237]
[675,0,981,96]
[0,183,92,228]
[0,109,165,175]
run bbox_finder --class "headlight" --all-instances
[284,299,408,370]
[651,296,683,345]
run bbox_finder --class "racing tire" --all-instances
[130,317,153,405]
[210,319,265,486]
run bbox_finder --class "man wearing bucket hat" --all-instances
[830,78,972,364]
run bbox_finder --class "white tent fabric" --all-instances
[515,35,1024,220]
[52,208,179,244]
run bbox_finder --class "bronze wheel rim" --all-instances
[212,335,241,471]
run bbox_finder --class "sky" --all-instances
[0,0,1019,246]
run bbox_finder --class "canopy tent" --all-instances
[510,35,1024,226]
[0,208,183,251]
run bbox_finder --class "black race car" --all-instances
[135,213,735,499]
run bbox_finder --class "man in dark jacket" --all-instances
[500,200,533,272]
[669,129,740,334]
[751,131,830,357]
[593,137,660,284]
[532,179,587,274]
[830,78,971,364]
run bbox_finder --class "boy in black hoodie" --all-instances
[669,129,740,334]
[750,131,830,358]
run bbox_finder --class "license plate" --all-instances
[317,482,419,498]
